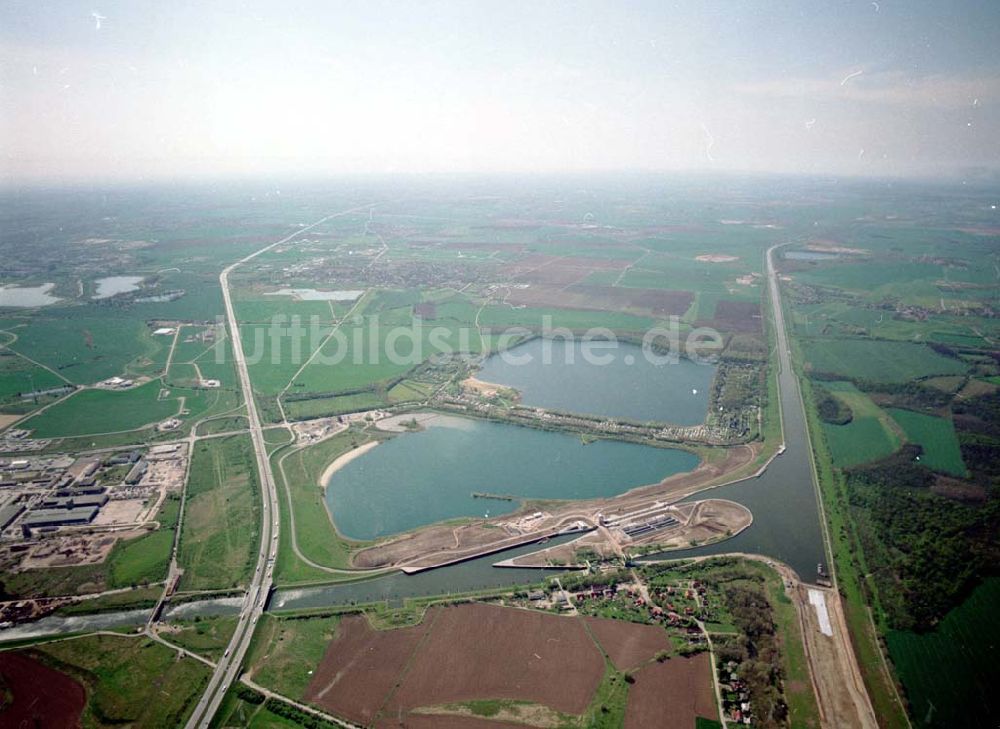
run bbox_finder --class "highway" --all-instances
[184,206,372,729]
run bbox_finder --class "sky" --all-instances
[2,0,999,183]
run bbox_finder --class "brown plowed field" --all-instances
[307,604,605,725]
[304,614,436,726]
[506,284,693,318]
[705,300,762,333]
[386,604,604,717]
[377,714,525,728]
[624,653,717,729]
[0,651,86,729]
[583,616,673,670]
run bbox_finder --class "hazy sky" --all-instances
[2,1,999,183]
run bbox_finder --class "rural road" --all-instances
[184,205,372,729]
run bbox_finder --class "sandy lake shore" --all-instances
[318,440,379,490]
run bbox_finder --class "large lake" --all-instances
[476,339,715,425]
[324,415,699,540]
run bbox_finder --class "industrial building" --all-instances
[0,503,25,530]
[40,492,108,509]
[55,482,106,497]
[125,460,148,485]
[22,506,99,529]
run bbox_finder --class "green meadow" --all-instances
[34,633,209,727]
[802,338,967,383]
[4,315,165,385]
[20,379,179,437]
[178,434,260,591]
[820,382,902,467]
[888,408,968,477]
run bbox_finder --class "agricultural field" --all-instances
[888,408,968,477]
[0,314,167,386]
[18,376,238,438]
[819,381,902,468]
[788,221,1000,729]
[0,651,86,727]
[801,338,967,383]
[296,603,718,728]
[791,257,997,306]
[29,633,210,727]
[178,434,260,590]
[886,578,1000,728]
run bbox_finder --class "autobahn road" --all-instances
[184,205,372,729]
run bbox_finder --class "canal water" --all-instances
[476,339,715,425]
[0,609,151,643]
[0,595,248,644]
[272,533,582,611]
[653,377,826,580]
[324,415,700,540]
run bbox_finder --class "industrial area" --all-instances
[0,443,188,575]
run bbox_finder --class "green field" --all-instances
[178,434,260,590]
[196,414,249,436]
[245,613,342,700]
[281,391,386,421]
[54,585,163,615]
[20,379,180,437]
[820,382,902,467]
[109,528,174,587]
[802,338,967,383]
[18,376,238,439]
[0,351,66,400]
[32,633,209,727]
[793,258,996,306]
[273,429,373,581]
[888,408,968,477]
[214,694,338,729]
[4,315,166,385]
[166,615,238,661]
[887,578,1000,728]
